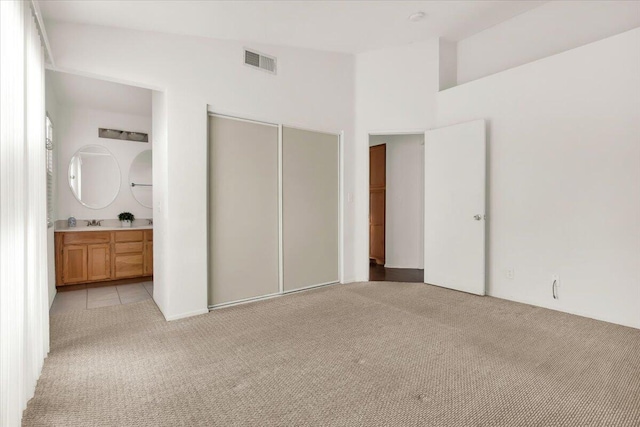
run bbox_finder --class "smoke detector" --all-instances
[409,11,427,22]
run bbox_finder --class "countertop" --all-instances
[55,225,153,232]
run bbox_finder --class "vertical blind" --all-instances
[0,1,50,425]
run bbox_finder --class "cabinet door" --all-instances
[114,254,144,278]
[62,245,88,284]
[144,242,153,276]
[87,244,111,281]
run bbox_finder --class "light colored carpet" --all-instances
[23,282,640,426]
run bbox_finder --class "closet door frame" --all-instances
[207,109,343,309]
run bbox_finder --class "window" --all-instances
[46,115,54,228]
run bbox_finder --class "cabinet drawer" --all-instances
[144,229,153,242]
[63,232,111,245]
[114,230,144,243]
[115,242,144,254]
[114,254,144,278]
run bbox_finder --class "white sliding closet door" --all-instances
[282,127,339,292]
[208,115,279,306]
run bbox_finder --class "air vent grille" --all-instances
[99,128,149,143]
[244,49,277,74]
[244,50,260,67]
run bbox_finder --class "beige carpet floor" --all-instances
[23,282,640,426]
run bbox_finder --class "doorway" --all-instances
[46,70,157,313]
[368,133,425,283]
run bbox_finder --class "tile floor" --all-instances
[50,281,154,315]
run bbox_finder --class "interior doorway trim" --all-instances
[369,129,427,136]
[366,129,427,282]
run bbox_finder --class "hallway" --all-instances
[369,264,423,283]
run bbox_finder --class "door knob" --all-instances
[474,214,482,221]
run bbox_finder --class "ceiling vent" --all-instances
[244,49,277,74]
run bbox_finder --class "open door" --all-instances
[424,120,486,295]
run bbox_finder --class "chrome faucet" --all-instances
[86,219,103,226]
[147,219,153,226]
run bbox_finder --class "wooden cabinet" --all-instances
[62,245,88,283]
[143,230,153,277]
[114,254,144,278]
[55,229,153,287]
[88,244,111,281]
[144,242,153,276]
[113,231,145,278]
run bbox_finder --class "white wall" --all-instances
[438,28,640,328]
[151,90,168,314]
[457,1,640,84]
[56,105,153,221]
[438,39,457,91]
[355,39,439,280]
[370,134,424,269]
[46,21,355,320]
[45,73,59,308]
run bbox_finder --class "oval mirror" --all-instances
[68,145,121,209]
[129,150,152,208]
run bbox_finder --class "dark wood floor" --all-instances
[369,264,424,283]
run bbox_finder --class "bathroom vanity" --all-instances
[57,142,154,288]
[55,228,153,287]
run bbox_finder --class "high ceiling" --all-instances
[39,0,546,54]
[47,70,152,116]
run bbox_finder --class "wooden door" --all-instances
[144,242,153,276]
[369,144,386,265]
[62,245,88,284]
[87,244,111,281]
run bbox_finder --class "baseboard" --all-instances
[209,292,281,310]
[163,308,209,321]
[284,281,339,294]
[488,291,640,330]
[49,289,57,309]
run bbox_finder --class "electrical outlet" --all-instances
[506,268,514,279]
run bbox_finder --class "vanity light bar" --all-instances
[99,128,149,143]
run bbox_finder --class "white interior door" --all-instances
[424,120,486,295]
